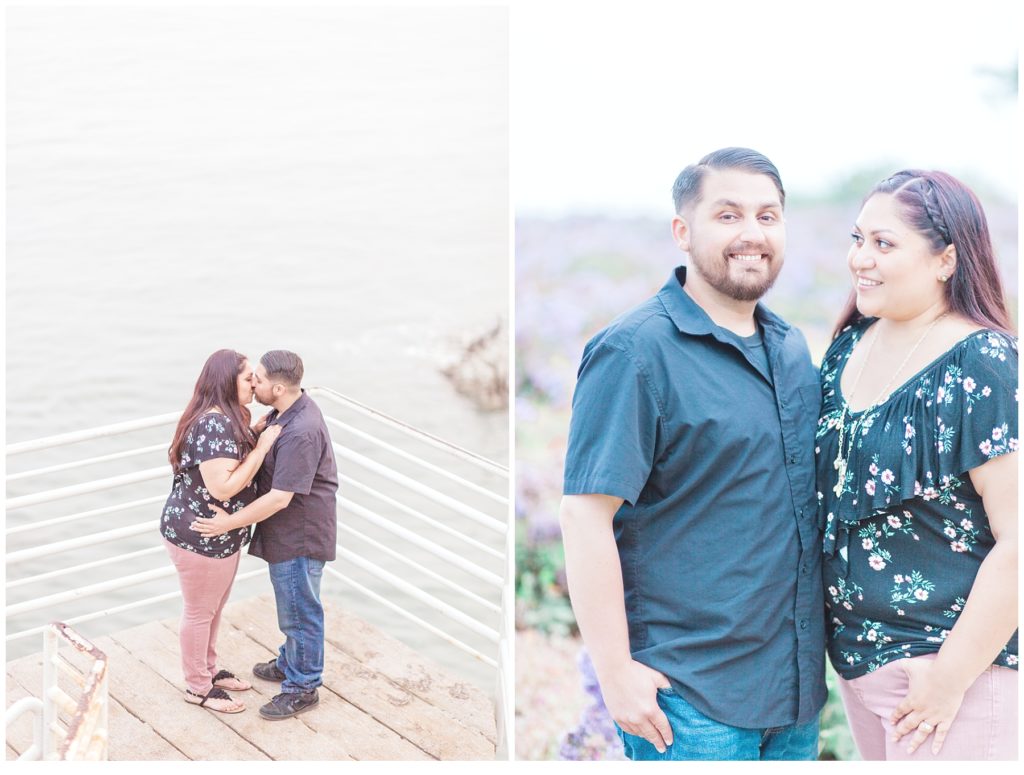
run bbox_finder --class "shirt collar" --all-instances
[267,389,309,429]
[657,266,791,336]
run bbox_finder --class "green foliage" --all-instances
[515,523,577,636]
[818,664,858,760]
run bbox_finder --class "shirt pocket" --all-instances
[797,383,822,418]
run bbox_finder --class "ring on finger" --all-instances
[918,722,934,734]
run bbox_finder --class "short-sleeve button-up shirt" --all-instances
[563,266,826,729]
[249,391,339,564]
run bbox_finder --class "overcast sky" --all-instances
[512,0,1018,216]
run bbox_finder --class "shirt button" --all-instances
[799,619,808,630]
[801,563,809,575]
[789,454,798,464]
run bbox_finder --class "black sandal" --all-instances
[212,669,252,691]
[184,687,245,714]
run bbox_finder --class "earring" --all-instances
[939,275,949,283]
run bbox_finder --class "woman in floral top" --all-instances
[162,349,280,713]
[817,170,1017,760]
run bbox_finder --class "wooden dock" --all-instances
[5,594,496,761]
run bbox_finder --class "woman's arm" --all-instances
[891,450,1018,754]
[190,489,294,535]
[199,425,281,501]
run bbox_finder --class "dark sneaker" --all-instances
[252,659,287,682]
[258,690,319,720]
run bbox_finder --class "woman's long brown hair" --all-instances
[168,349,256,473]
[833,169,1014,339]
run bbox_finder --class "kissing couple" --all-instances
[159,349,339,719]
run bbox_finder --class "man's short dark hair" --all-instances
[672,147,785,214]
[261,350,304,387]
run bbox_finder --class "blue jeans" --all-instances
[617,687,819,760]
[268,556,325,694]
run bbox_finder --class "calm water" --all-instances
[5,6,509,693]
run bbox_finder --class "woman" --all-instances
[161,349,280,713]
[816,170,1017,760]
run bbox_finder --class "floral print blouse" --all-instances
[160,412,256,558]
[816,319,1018,678]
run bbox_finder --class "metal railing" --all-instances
[5,387,510,755]
[4,623,109,760]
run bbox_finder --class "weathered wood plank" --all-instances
[89,635,269,761]
[5,596,494,761]
[161,615,431,761]
[226,595,494,760]
[324,604,496,742]
[6,647,189,762]
[110,621,353,761]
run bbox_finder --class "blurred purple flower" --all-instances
[514,396,537,425]
[558,647,625,760]
[516,460,562,541]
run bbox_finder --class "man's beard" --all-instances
[689,241,783,302]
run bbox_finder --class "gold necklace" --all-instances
[832,314,947,498]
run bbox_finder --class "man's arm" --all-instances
[560,493,674,753]
[190,489,294,536]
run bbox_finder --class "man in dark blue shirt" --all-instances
[560,148,826,760]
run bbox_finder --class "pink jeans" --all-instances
[837,653,1018,760]
[164,540,241,695]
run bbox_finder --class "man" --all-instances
[560,148,825,760]
[195,350,339,720]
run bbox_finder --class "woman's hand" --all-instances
[252,414,269,434]
[199,423,281,501]
[256,424,281,452]
[190,504,236,537]
[890,658,968,755]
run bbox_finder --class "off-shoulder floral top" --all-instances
[816,319,1018,678]
[160,412,256,558]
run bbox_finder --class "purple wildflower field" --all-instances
[514,198,1017,760]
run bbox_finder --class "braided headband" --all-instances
[918,179,952,245]
[881,172,953,247]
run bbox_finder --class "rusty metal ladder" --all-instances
[5,622,109,760]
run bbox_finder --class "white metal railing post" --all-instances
[42,626,57,759]
[495,503,514,759]
[4,412,180,456]
[4,697,44,761]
